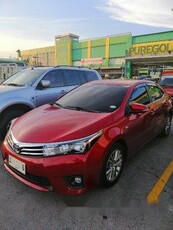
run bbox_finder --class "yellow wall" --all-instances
[21,46,56,66]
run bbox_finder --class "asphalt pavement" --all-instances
[0,126,173,230]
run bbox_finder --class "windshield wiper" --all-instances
[53,103,102,113]
[62,105,101,113]
[53,102,64,108]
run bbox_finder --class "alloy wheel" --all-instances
[165,116,171,136]
[106,149,123,182]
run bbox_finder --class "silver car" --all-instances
[0,66,101,139]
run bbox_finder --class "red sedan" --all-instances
[2,80,172,195]
[158,74,173,102]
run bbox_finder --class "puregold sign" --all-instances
[129,41,173,56]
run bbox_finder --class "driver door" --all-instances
[125,84,154,154]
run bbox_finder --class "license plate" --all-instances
[9,155,26,175]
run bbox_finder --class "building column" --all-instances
[68,40,72,66]
[105,37,110,66]
[125,61,132,78]
[88,40,91,59]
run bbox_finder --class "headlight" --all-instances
[42,130,103,157]
[6,118,19,135]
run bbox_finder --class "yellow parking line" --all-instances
[147,160,173,204]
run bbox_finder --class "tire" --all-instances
[0,110,25,140]
[100,143,125,188]
[160,114,172,137]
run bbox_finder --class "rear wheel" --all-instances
[161,114,172,137]
[100,143,125,188]
[0,110,25,140]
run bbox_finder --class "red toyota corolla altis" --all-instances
[2,80,172,195]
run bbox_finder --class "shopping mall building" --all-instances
[19,30,173,78]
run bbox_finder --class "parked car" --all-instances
[2,80,172,195]
[158,74,173,102]
[0,66,101,139]
[133,75,159,83]
[136,75,151,80]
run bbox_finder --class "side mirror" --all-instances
[40,80,50,88]
[130,103,148,113]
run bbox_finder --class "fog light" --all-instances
[65,175,84,189]
[75,177,82,184]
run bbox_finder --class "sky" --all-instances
[0,0,173,58]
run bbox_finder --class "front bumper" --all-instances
[2,139,106,195]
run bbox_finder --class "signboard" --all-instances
[81,58,103,65]
[129,41,173,56]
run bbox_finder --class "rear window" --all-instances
[79,71,87,84]
[85,71,98,82]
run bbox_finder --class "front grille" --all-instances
[7,163,51,189]
[19,146,43,156]
[6,132,44,156]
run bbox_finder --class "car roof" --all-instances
[25,67,53,71]
[53,66,96,71]
[87,79,153,87]
[26,66,97,71]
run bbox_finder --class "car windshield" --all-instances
[2,69,46,86]
[55,83,129,113]
[159,76,173,87]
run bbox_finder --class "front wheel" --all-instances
[100,143,125,188]
[161,114,172,137]
[0,110,25,140]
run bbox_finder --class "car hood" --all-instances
[12,104,113,143]
[0,85,24,93]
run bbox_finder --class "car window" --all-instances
[79,71,87,84]
[85,71,98,82]
[130,86,150,105]
[3,69,46,86]
[63,70,81,86]
[43,70,64,87]
[159,76,173,87]
[147,85,163,101]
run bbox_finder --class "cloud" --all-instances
[0,17,82,57]
[0,33,54,58]
[0,16,101,39]
[99,0,173,28]
[0,16,102,45]
[0,15,106,57]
